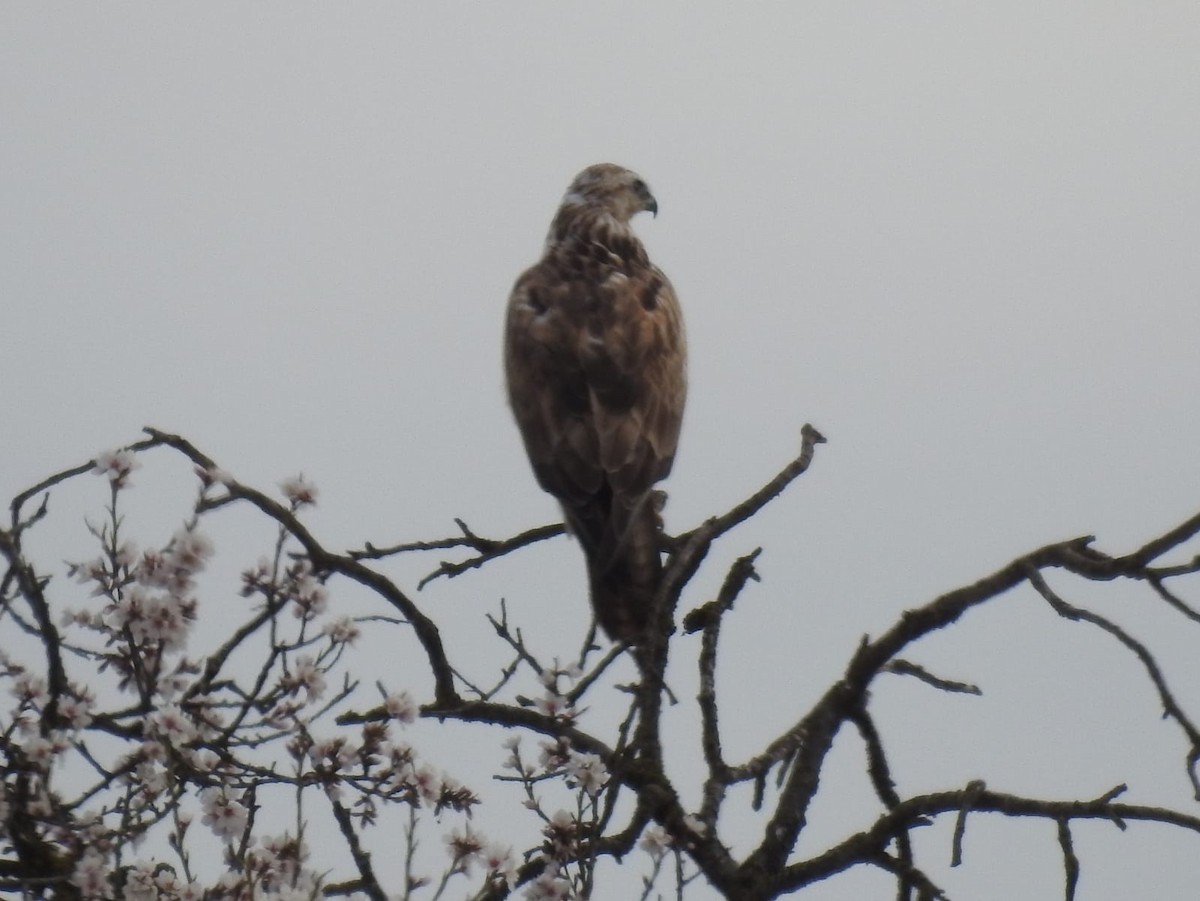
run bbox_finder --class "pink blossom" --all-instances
[639,824,671,860]
[122,863,157,901]
[483,842,517,887]
[142,593,192,649]
[23,735,55,769]
[538,738,570,772]
[198,465,234,487]
[444,824,484,871]
[140,739,167,762]
[134,761,168,796]
[169,528,214,573]
[412,764,441,803]
[115,540,139,569]
[71,557,109,588]
[280,474,319,507]
[524,869,572,901]
[291,576,328,619]
[543,810,578,859]
[185,746,220,773]
[60,686,96,728]
[288,656,326,699]
[384,690,417,724]
[565,751,608,796]
[148,704,196,746]
[309,737,353,772]
[71,848,111,899]
[93,448,140,487]
[535,692,568,718]
[200,786,248,842]
[240,557,272,597]
[323,615,360,644]
[539,659,583,692]
[12,673,49,705]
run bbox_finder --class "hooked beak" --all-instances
[634,179,658,218]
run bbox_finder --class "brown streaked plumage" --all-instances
[504,164,686,642]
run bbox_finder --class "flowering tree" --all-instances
[2,426,1200,900]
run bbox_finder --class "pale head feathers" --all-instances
[561,163,658,222]
[547,163,658,255]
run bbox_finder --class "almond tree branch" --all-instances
[329,797,388,901]
[848,707,918,901]
[351,520,565,589]
[696,551,762,827]
[141,428,459,706]
[738,515,1200,891]
[1057,818,1079,901]
[773,786,1200,896]
[1024,565,1200,798]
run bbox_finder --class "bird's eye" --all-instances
[632,179,648,195]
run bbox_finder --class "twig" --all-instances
[1057,818,1078,901]
[328,798,388,901]
[142,428,460,706]
[883,660,981,696]
[1025,565,1200,798]
[950,780,985,867]
[774,786,1200,896]
[350,520,565,589]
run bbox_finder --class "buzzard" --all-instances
[504,164,686,642]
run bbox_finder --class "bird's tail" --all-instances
[568,492,665,643]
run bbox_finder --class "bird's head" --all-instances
[561,163,658,223]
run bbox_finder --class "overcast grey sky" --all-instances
[4,4,1200,898]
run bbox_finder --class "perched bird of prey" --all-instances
[504,163,686,642]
